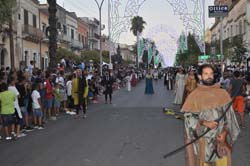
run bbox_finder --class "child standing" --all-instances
[31,83,44,129]
[53,83,61,117]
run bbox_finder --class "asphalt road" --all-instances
[0,79,249,166]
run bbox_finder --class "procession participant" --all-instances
[182,64,240,166]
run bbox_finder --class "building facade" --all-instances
[119,44,134,62]
[0,0,111,69]
[81,17,100,50]
[78,18,89,50]
[210,0,250,64]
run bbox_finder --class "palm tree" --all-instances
[47,0,57,70]
[130,16,146,69]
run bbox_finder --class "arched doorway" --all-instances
[0,48,7,67]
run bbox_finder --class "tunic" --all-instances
[174,73,186,104]
[181,84,240,166]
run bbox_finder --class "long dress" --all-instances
[145,74,154,94]
[125,75,131,91]
[174,73,185,104]
[131,73,137,87]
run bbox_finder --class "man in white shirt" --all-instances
[31,83,44,129]
[8,76,26,138]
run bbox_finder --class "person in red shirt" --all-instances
[44,72,54,120]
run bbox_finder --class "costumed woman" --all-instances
[145,71,154,94]
[173,67,186,104]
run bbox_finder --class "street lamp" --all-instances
[94,0,104,77]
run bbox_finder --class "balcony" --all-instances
[88,33,99,42]
[70,40,83,50]
[22,24,43,43]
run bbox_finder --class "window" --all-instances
[24,51,29,66]
[33,53,37,63]
[236,25,238,35]
[239,20,242,35]
[1,49,6,66]
[42,23,46,32]
[63,25,67,34]
[57,22,61,30]
[231,25,233,37]
[245,20,247,34]
[78,34,81,41]
[227,28,229,38]
[24,9,28,25]
[33,14,36,28]
[71,29,74,39]
[18,14,21,20]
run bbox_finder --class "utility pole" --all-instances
[108,0,112,66]
[203,0,206,56]
[220,16,223,74]
[94,0,104,77]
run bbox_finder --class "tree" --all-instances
[175,33,201,67]
[231,42,247,65]
[81,50,109,64]
[48,0,58,70]
[0,0,16,68]
[130,16,146,69]
[56,48,80,64]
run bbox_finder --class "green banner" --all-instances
[138,39,144,57]
[148,46,153,63]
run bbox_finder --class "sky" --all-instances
[40,0,215,66]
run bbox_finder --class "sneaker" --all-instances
[34,125,39,129]
[38,126,44,130]
[11,132,16,137]
[0,136,2,140]
[25,126,34,132]
[5,137,12,141]
[17,133,27,138]
[69,111,76,115]
[83,114,87,119]
[51,116,57,120]
[66,111,71,114]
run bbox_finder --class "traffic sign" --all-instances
[208,5,228,18]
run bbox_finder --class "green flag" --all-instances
[148,46,153,63]
[138,39,144,57]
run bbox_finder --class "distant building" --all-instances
[210,0,250,65]
[0,0,109,69]
[119,44,134,62]
[81,17,101,51]
[205,28,212,44]
[0,0,45,69]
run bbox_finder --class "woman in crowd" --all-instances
[173,67,186,105]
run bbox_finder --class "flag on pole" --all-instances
[148,46,153,63]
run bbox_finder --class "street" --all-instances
[0,80,249,166]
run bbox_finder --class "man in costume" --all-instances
[72,68,88,118]
[102,71,114,104]
[181,64,240,166]
[164,68,174,90]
